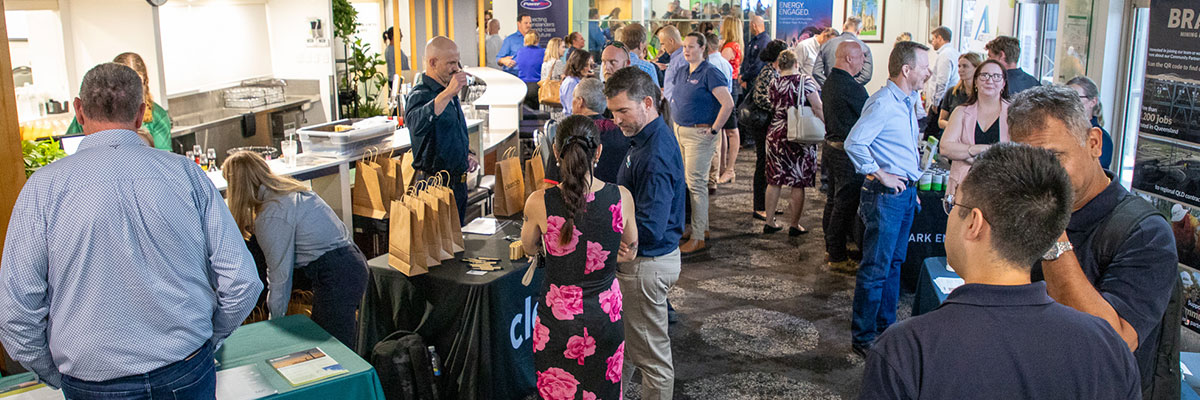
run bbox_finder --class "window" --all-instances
[1116,6,1149,187]
[1015,0,1058,83]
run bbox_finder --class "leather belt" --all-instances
[686,124,713,128]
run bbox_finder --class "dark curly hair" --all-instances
[760,39,789,63]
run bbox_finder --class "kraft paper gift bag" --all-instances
[431,173,466,252]
[418,187,454,261]
[388,199,428,276]
[352,159,389,219]
[493,147,526,217]
[405,189,442,266]
[524,145,548,198]
[399,151,417,190]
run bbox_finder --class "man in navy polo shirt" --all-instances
[607,66,687,400]
[861,143,1141,399]
[1010,86,1179,400]
[669,32,734,254]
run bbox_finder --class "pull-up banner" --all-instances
[520,0,569,46]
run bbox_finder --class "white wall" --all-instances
[266,0,335,121]
[159,2,274,95]
[61,0,165,105]
[495,0,518,38]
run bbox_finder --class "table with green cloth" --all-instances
[357,221,544,400]
[0,315,383,399]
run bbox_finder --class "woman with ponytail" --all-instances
[521,115,636,400]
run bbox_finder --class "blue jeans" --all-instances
[304,245,369,350]
[61,341,215,400]
[851,178,917,347]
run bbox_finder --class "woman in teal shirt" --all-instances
[67,52,172,151]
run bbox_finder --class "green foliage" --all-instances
[333,0,388,118]
[22,138,66,177]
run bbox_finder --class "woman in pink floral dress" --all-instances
[522,115,638,400]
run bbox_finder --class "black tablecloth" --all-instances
[357,222,543,400]
[902,190,949,292]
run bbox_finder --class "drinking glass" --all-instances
[280,139,298,168]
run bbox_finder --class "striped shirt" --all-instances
[0,129,262,387]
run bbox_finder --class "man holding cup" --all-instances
[405,36,471,221]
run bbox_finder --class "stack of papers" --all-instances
[268,348,348,387]
[0,381,60,400]
[933,277,965,294]
[463,217,504,235]
[216,365,276,400]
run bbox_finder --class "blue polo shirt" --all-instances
[861,282,1141,399]
[617,116,686,257]
[668,60,727,127]
[497,31,525,75]
[1032,176,1178,393]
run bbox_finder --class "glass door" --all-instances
[1015,0,1058,84]
[1115,5,1150,186]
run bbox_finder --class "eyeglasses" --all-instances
[606,40,627,49]
[978,73,1004,83]
[942,193,973,215]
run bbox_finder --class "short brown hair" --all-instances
[777,49,798,71]
[888,41,930,77]
[986,36,1021,64]
[932,26,952,42]
[565,48,592,78]
[617,23,648,48]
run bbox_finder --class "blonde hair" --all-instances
[222,151,310,238]
[545,37,564,62]
[112,52,154,123]
[720,16,742,48]
[524,31,539,46]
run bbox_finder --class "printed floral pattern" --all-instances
[599,279,622,323]
[535,184,624,400]
[564,328,597,365]
[605,342,624,384]
[609,201,624,234]
[537,368,580,400]
[546,284,584,320]
[584,241,610,275]
[545,215,583,256]
[533,315,549,352]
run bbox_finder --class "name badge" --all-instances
[688,79,700,84]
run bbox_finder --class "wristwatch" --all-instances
[710,128,719,135]
[1042,240,1074,261]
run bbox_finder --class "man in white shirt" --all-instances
[923,26,959,114]
[794,27,838,78]
[484,19,503,69]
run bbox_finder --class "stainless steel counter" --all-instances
[169,95,317,137]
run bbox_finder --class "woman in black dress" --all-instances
[522,115,638,400]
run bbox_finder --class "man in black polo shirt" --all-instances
[861,143,1140,399]
[405,36,470,221]
[1010,86,1179,400]
[820,40,869,274]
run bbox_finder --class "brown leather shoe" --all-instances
[680,239,708,254]
[828,260,858,275]
[680,229,711,242]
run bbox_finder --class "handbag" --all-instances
[539,79,563,106]
[786,84,826,143]
[738,97,769,130]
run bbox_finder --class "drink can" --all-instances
[918,171,932,191]
[932,172,944,192]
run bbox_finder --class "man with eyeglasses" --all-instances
[405,36,471,219]
[860,143,1141,399]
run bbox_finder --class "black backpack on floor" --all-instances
[371,330,440,400]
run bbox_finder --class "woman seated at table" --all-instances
[67,52,172,150]
[940,58,1010,197]
[521,115,636,400]
[223,151,368,347]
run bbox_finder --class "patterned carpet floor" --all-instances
[622,150,913,400]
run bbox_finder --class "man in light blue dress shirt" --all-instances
[0,63,262,398]
[656,25,688,102]
[844,41,932,357]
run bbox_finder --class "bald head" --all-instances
[751,15,765,35]
[424,36,461,84]
[601,45,631,81]
[656,25,682,53]
[487,19,500,35]
[834,40,865,76]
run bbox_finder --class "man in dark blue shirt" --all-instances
[740,15,771,89]
[985,36,1041,95]
[861,143,1141,400]
[820,41,869,273]
[497,14,533,76]
[404,37,470,220]
[1009,86,1179,400]
[606,66,686,400]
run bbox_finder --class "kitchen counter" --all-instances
[205,119,510,233]
[170,95,317,137]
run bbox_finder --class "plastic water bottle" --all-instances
[428,345,442,377]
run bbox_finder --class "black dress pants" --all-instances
[821,143,865,261]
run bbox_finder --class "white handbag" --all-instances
[786,82,826,143]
